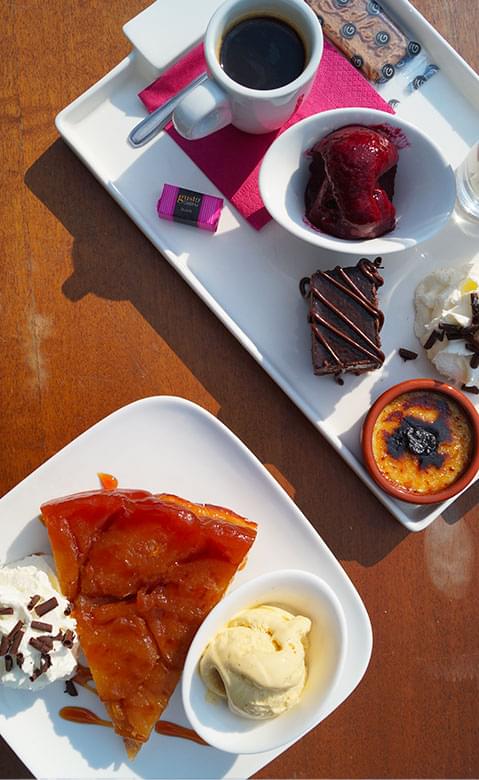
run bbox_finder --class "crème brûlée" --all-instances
[372,390,473,494]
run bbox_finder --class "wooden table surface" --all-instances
[1,1,478,777]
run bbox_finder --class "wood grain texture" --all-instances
[0,1,478,777]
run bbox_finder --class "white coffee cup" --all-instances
[172,0,323,140]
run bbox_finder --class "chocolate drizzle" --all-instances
[301,257,385,376]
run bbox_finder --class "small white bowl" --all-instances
[181,569,347,754]
[258,107,456,255]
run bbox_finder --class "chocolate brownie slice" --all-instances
[300,257,385,377]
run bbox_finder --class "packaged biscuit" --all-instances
[306,0,422,82]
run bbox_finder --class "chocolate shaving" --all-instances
[0,635,9,656]
[7,620,23,639]
[438,323,464,341]
[461,384,479,395]
[41,653,52,670]
[64,679,78,697]
[29,653,51,682]
[399,348,418,361]
[461,325,479,337]
[29,635,54,654]
[334,374,344,385]
[439,322,461,334]
[62,629,75,649]
[31,621,53,633]
[0,607,14,616]
[9,629,24,656]
[64,604,72,616]
[471,354,479,369]
[34,597,58,617]
[52,630,64,643]
[4,655,13,673]
[27,595,41,611]
[423,330,442,350]
[16,653,24,668]
[471,292,479,324]
[466,343,479,354]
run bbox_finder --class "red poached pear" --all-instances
[305,124,399,240]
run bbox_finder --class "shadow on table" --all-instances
[25,140,416,567]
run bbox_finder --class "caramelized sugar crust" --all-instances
[41,490,257,757]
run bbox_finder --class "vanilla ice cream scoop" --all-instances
[415,261,479,387]
[0,555,79,690]
[199,604,311,719]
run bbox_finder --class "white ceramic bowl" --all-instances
[182,569,348,754]
[258,107,456,255]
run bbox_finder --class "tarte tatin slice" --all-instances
[41,489,257,758]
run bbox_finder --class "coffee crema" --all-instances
[220,16,306,90]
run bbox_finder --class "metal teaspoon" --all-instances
[128,72,208,147]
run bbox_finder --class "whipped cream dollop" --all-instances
[415,261,479,386]
[0,555,79,690]
[200,605,311,719]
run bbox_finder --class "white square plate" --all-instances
[0,396,372,779]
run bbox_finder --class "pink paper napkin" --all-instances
[139,40,393,230]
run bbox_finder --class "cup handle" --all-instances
[172,77,232,140]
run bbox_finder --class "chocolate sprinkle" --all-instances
[62,629,75,649]
[31,621,53,633]
[9,629,24,656]
[29,635,54,654]
[471,354,479,369]
[471,292,479,323]
[29,653,52,682]
[438,323,464,341]
[41,653,52,670]
[0,607,14,616]
[35,597,58,617]
[423,330,442,350]
[16,653,24,668]
[4,655,13,673]
[64,604,72,617]
[1,622,25,657]
[399,348,418,361]
[64,679,78,697]
[461,384,479,395]
[27,595,41,611]
[7,620,23,639]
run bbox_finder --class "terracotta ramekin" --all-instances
[361,378,479,504]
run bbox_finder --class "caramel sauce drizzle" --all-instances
[155,720,208,746]
[305,259,385,370]
[60,707,112,728]
[59,706,206,746]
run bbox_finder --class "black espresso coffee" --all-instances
[220,16,306,90]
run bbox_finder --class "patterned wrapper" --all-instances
[157,184,224,233]
[305,0,421,82]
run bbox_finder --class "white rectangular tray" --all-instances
[0,397,372,779]
[56,0,479,531]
